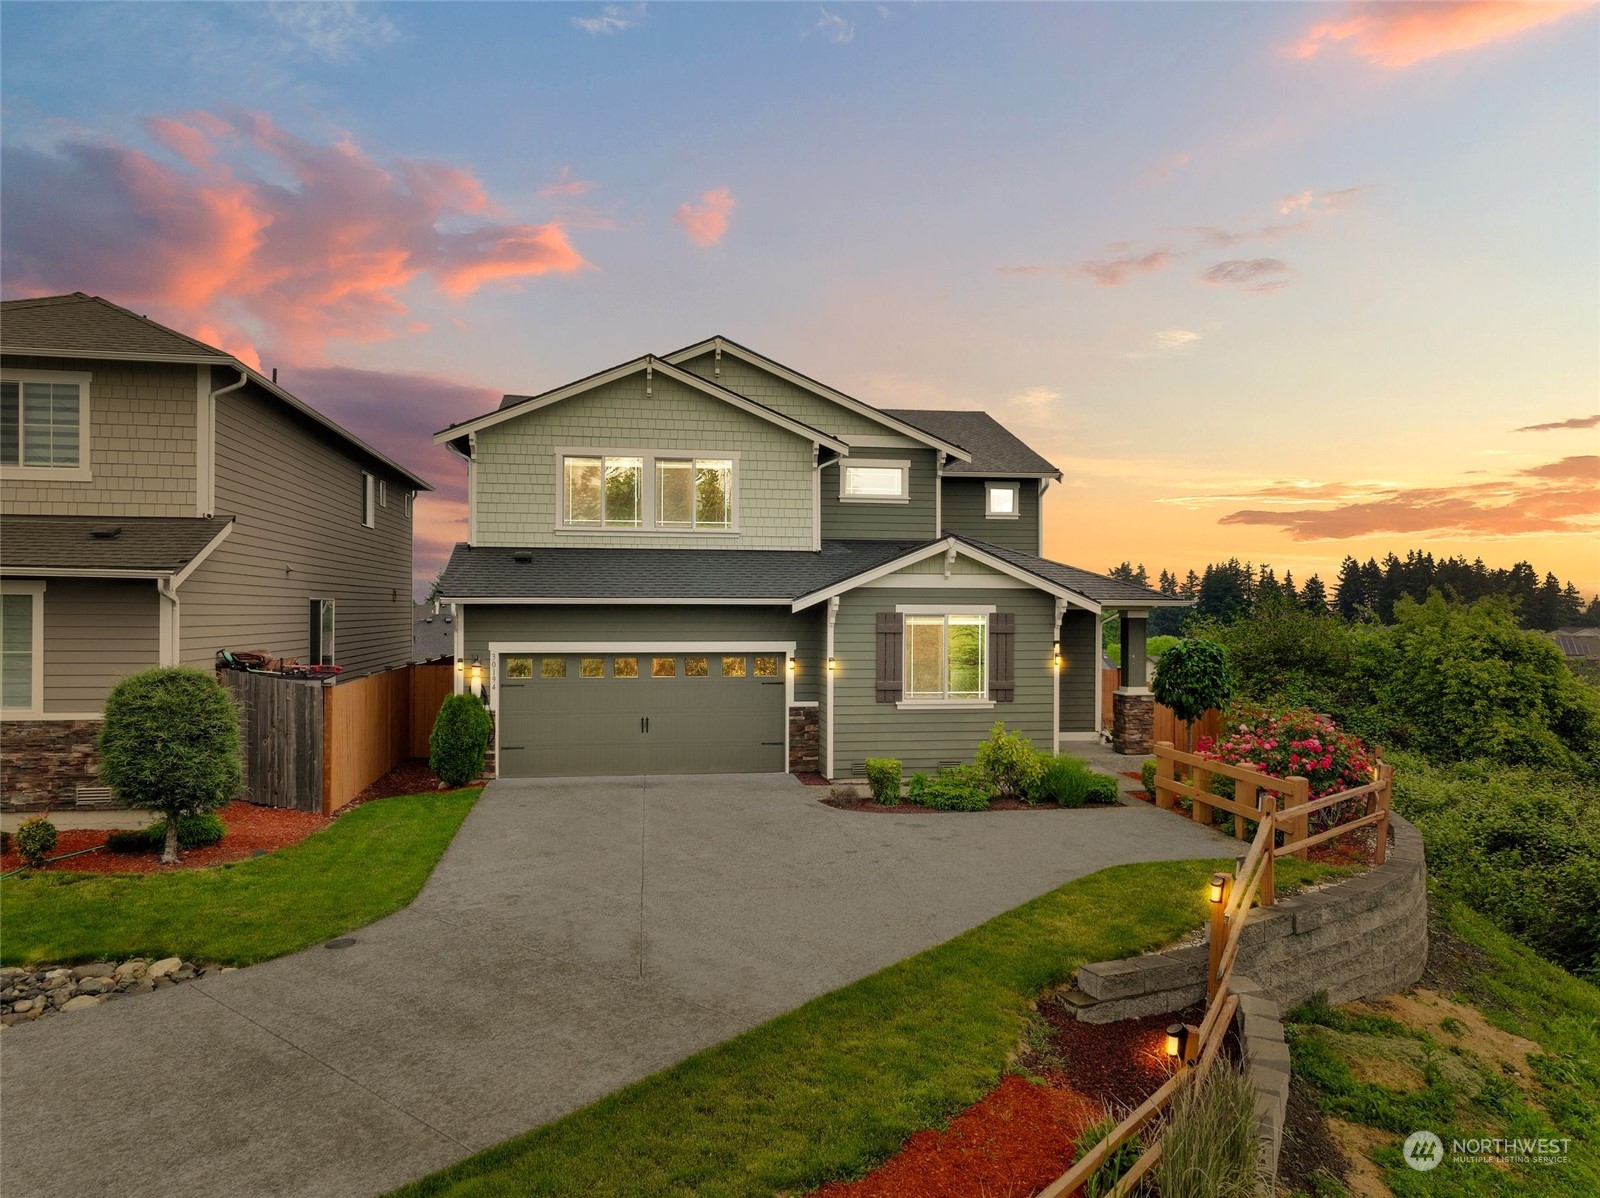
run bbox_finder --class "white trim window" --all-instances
[362,472,377,528]
[378,479,388,508]
[1,370,92,481]
[558,450,738,533]
[840,459,909,504]
[1,581,46,715]
[905,612,986,701]
[310,598,336,666]
[985,481,1020,519]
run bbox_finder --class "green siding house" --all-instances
[436,337,1185,779]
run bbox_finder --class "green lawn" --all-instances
[0,789,478,966]
[395,854,1349,1198]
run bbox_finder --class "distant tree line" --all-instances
[1105,551,1600,636]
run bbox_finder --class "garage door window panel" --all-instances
[721,655,746,677]
[652,656,676,677]
[613,656,638,678]
[541,657,567,679]
[685,656,709,677]
[506,657,533,679]
[579,657,604,678]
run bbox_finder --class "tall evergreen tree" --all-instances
[1300,573,1329,613]
[1334,556,1366,621]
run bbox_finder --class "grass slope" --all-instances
[0,790,478,966]
[396,856,1347,1198]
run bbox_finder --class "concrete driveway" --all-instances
[1,774,1229,1198]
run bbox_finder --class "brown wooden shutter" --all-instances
[990,612,1016,702]
[875,612,903,702]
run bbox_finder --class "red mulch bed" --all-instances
[816,1001,1219,1197]
[822,795,1120,814]
[340,757,463,810]
[2,801,328,875]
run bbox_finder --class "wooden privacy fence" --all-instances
[224,660,456,816]
[1038,754,1394,1198]
[1098,666,1221,745]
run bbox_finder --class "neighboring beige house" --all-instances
[1,293,431,809]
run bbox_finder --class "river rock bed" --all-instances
[0,958,232,1027]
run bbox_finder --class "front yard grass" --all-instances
[396,854,1350,1198]
[0,789,478,966]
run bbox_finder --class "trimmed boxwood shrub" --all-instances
[864,758,902,804]
[1141,759,1158,800]
[1083,773,1121,805]
[907,765,991,812]
[106,812,226,854]
[15,817,57,868]
[430,693,493,787]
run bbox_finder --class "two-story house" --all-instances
[435,337,1182,780]
[1,292,431,809]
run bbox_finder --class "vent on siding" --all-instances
[850,762,868,777]
[513,550,533,563]
[937,760,963,770]
[74,786,116,808]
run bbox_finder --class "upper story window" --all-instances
[906,612,987,701]
[0,370,92,481]
[362,472,377,528]
[841,459,909,504]
[559,450,737,533]
[985,481,1020,519]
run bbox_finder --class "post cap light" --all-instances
[1165,1023,1184,1059]
[1209,873,1228,904]
[469,658,483,685]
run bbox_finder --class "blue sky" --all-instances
[3,2,1596,592]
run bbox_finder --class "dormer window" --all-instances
[985,481,1020,519]
[841,459,909,503]
[0,370,92,481]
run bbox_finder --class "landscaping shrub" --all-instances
[430,692,493,787]
[1152,639,1234,751]
[1030,754,1092,807]
[107,812,226,854]
[1141,758,1158,799]
[1155,1061,1264,1198]
[907,765,991,812]
[974,722,1041,799]
[1198,705,1377,833]
[1082,773,1121,805]
[99,667,242,864]
[1074,1110,1143,1198]
[864,758,902,804]
[14,818,57,869]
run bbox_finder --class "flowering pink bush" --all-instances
[1196,705,1377,833]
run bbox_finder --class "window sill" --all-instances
[1,465,92,482]
[984,512,1020,520]
[553,526,741,537]
[895,699,996,711]
[838,496,909,505]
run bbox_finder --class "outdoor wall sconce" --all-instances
[827,656,835,673]
[469,659,483,687]
[788,658,797,674]
[1052,640,1061,668]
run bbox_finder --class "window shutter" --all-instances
[875,612,903,702]
[990,612,1015,702]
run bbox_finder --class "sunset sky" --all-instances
[3,2,1596,597]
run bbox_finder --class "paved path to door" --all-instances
[1,775,1230,1198]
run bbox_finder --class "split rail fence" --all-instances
[1037,749,1393,1197]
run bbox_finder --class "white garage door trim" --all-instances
[487,640,798,778]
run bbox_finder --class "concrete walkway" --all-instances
[1,774,1230,1198]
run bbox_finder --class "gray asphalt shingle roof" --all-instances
[1,515,233,573]
[880,409,1060,477]
[439,540,930,601]
[1,293,233,361]
[957,536,1184,606]
[413,603,457,661]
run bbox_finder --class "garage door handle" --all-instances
[502,745,525,751]
[761,741,782,746]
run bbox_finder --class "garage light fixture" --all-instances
[827,656,835,673]
[1052,640,1061,669]
[788,657,796,675]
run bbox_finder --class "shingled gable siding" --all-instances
[939,476,1040,552]
[177,382,414,675]
[1059,607,1099,733]
[831,583,1056,774]
[42,578,160,711]
[461,603,826,704]
[818,448,939,541]
[676,353,894,438]
[0,355,197,516]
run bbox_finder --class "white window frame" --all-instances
[554,447,741,536]
[362,472,376,528]
[0,369,92,482]
[404,491,413,517]
[985,481,1021,519]
[1,580,47,718]
[899,606,993,709]
[311,598,336,666]
[378,479,388,508]
[839,458,910,504]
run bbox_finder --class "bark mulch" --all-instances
[340,757,461,810]
[821,796,1120,815]
[815,1001,1214,1197]
[1277,1074,1352,1197]
[2,801,328,876]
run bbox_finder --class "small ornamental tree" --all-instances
[98,667,242,864]
[1152,639,1234,752]
[430,692,493,787]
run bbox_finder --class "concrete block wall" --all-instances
[1230,974,1290,1181]
[1074,814,1427,1022]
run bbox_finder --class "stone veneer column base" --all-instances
[1111,688,1155,755]
[0,720,103,810]
[788,705,819,773]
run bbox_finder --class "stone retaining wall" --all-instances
[1230,973,1290,1180]
[1072,814,1427,1022]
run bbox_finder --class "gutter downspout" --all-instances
[157,575,181,668]
[201,368,248,518]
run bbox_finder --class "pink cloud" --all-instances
[537,166,596,200]
[1078,249,1177,287]
[1,111,591,361]
[674,187,736,248]
[1291,2,1592,70]
[1199,258,1290,292]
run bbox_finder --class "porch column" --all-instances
[1112,608,1154,755]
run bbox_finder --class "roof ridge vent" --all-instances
[90,525,123,539]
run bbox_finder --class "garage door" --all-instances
[496,651,788,777]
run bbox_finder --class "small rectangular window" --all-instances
[753,655,779,677]
[1,591,36,710]
[361,472,376,528]
[579,656,604,678]
[541,657,567,678]
[651,656,676,677]
[506,657,533,679]
[986,482,1019,518]
[309,599,336,666]
[378,479,388,508]
[613,656,638,678]
[404,492,413,517]
[720,655,746,677]
[841,460,909,502]
[685,655,709,677]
